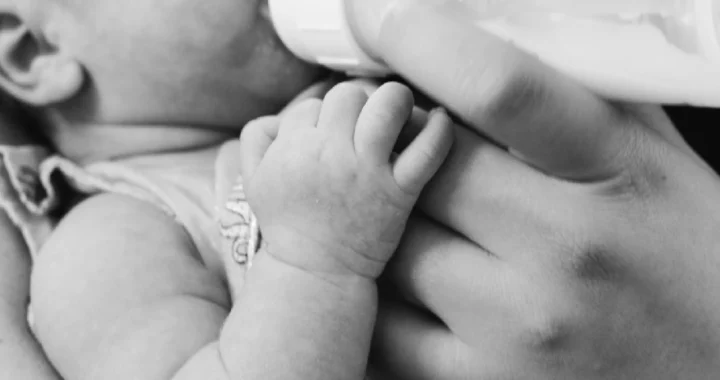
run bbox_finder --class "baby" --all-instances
[0,0,453,379]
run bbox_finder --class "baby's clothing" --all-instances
[0,142,257,303]
[0,142,375,380]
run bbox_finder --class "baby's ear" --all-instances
[0,8,83,106]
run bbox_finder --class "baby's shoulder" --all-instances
[42,192,201,264]
[35,192,230,306]
[30,192,232,379]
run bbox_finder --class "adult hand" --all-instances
[368,2,720,379]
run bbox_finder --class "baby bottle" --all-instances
[269,0,720,107]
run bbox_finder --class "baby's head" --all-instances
[0,0,322,131]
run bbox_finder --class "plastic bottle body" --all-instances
[459,0,680,18]
[462,0,720,62]
[269,0,720,106]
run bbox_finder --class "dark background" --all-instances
[668,107,719,170]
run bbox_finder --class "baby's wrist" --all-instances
[231,243,379,379]
[259,228,387,283]
[251,245,378,298]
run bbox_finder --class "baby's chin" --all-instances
[241,25,327,103]
[265,53,326,101]
[211,67,326,131]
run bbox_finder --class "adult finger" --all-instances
[420,122,589,256]
[383,214,552,345]
[377,1,636,181]
[388,105,583,260]
[371,298,464,380]
[373,294,535,380]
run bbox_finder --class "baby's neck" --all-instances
[46,119,235,165]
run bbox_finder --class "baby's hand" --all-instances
[239,82,453,280]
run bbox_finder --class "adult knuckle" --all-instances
[596,128,671,200]
[566,243,625,285]
[460,48,545,126]
[524,315,577,355]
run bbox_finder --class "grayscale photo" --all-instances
[2,0,720,379]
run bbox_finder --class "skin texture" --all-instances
[226,81,452,379]
[1,0,324,163]
[10,0,321,126]
[239,83,453,280]
[212,2,720,379]
[28,82,452,380]
[360,2,720,379]
[4,0,720,378]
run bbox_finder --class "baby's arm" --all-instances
[177,250,379,380]
[191,82,452,379]
[29,191,365,380]
[30,170,365,380]
[31,82,450,380]
[30,193,233,380]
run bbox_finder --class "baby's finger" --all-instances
[278,78,341,116]
[392,107,432,153]
[354,82,414,162]
[277,98,322,138]
[392,107,453,194]
[238,116,279,182]
[344,78,383,96]
[317,82,368,139]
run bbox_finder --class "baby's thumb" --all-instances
[214,117,278,277]
[238,116,280,183]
